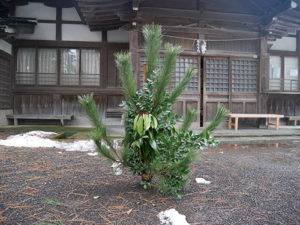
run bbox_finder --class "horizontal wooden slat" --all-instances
[226,114,284,118]
[6,114,73,120]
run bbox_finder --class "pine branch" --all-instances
[143,23,162,79]
[79,93,121,161]
[181,106,198,131]
[115,52,136,105]
[200,104,229,136]
[91,131,116,162]
[152,43,182,108]
[169,67,197,105]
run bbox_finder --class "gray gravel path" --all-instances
[0,141,299,224]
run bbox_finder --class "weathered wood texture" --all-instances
[266,94,300,116]
[0,50,12,109]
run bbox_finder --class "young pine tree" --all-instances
[79,24,228,198]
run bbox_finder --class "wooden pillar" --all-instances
[56,7,62,41]
[297,31,300,92]
[259,36,269,114]
[129,30,139,88]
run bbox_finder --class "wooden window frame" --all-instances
[268,50,300,93]
[15,46,102,88]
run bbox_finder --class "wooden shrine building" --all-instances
[0,0,300,127]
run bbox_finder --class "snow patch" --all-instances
[157,208,189,225]
[195,177,211,184]
[111,162,123,175]
[87,152,98,156]
[0,130,96,152]
[63,140,96,152]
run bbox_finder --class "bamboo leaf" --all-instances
[144,114,151,131]
[149,139,157,150]
[137,116,144,136]
[151,115,158,129]
[133,115,139,131]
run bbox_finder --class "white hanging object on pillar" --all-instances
[196,39,207,54]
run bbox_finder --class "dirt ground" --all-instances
[0,141,299,225]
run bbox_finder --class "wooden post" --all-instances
[143,63,148,83]
[234,117,238,131]
[275,117,279,130]
[259,36,269,114]
[130,30,139,88]
[228,116,232,129]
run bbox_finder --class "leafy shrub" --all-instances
[79,24,228,198]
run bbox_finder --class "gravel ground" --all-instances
[0,141,299,225]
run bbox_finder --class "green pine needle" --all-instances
[143,23,162,78]
[169,67,197,104]
[153,43,182,108]
[78,93,119,161]
[181,106,198,131]
[200,104,229,136]
[115,52,137,104]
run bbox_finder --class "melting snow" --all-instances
[0,131,97,152]
[111,162,123,175]
[87,152,98,156]
[195,177,211,184]
[157,208,189,225]
[0,131,123,175]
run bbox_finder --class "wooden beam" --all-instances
[56,7,62,41]
[79,4,130,13]
[138,7,261,24]
[249,0,264,14]
[72,0,86,24]
[132,0,141,10]
[297,31,300,52]
[77,0,130,7]
[89,22,127,31]
[278,15,300,26]
[88,18,121,25]
[102,30,107,42]
[161,25,262,38]
[262,0,297,26]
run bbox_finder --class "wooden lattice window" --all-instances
[206,58,229,93]
[232,59,257,93]
[139,55,199,92]
[172,56,198,92]
[139,55,164,88]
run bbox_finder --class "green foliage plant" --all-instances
[79,24,228,198]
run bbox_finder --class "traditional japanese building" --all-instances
[0,0,299,127]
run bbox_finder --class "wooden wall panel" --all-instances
[231,102,243,113]
[173,101,183,116]
[267,94,300,116]
[245,102,256,113]
[0,51,11,109]
[186,101,198,122]
[207,40,260,53]
[13,95,53,114]
[107,95,124,109]
[94,95,108,115]
[206,102,218,121]
[107,49,121,88]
